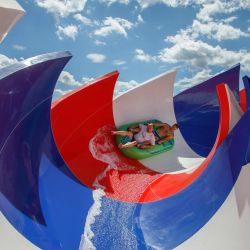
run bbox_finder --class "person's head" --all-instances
[172,123,179,130]
[147,123,154,133]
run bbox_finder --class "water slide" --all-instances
[0,51,250,250]
[0,0,25,43]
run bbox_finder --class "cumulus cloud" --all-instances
[94,17,133,38]
[175,68,213,91]
[195,1,250,22]
[136,0,195,9]
[86,53,106,63]
[114,80,141,97]
[58,71,82,87]
[193,20,249,41]
[137,0,250,14]
[113,60,126,65]
[99,0,130,6]
[54,88,72,97]
[159,37,250,71]
[82,76,95,83]
[94,40,107,46]
[196,1,236,22]
[13,44,26,51]
[74,13,93,26]
[35,0,87,18]
[56,25,78,40]
[135,14,144,26]
[169,19,249,42]
[0,54,18,69]
[134,49,157,63]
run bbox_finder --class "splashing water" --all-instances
[79,189,105,250]
[88,125,160,200]
[79,189,141,250]
[79,125,155,250]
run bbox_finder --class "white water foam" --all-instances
[79,190,140,250]
[89,125,136,172]
[79,189,105,250]
[88,125,160,201]
[79,125,139,250]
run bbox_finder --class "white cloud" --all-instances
[58,71,82,87]
[193,20,249,41]
[159,37,250,71]
[35,0,87,17]
[171,19,250,42]
[223,16,238,24]
[114,80,141,97]
[113,59,126,65]
[195,1,250,22]
[94,17,133,38]
[56,25,78,40]
[54,88,72,97]
[136,0,195,9]
[135,14,144,26]
[134,49,157,63]
[175,68,213,91]
[13,44,26,51]
[86,53,106,63]
[0,54,18,69]
[136,0,250,13]
[82,76,95,83]
[94,40,107,46]
[196,2,236,22]
[99,0,130,6]
[137,14,144,23]
[74,13,93,26]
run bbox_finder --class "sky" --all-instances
[0,0,250,100]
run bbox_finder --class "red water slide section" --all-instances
[51,72,161,202]
[139,84,231,202]
[240,89,246,112]
[51,74,230,203]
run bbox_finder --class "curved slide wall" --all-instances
[0,0,25,43]
[0,52,249,249]
[0,212,39,250]
[113,70,205,173]
[51,64,241,203]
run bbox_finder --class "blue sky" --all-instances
[0,0,250,99]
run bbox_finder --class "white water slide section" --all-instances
[0,0,25,43]
[0,212,40,250]
[113,71,243,174]
[113,71,205,173]
[175,164,250,250]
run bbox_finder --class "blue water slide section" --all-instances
[243,76,250,162]
[174,64,240,156]
[0,53,247,250]
[133,109,250,250]
[0,52,93,249]
[0,155,93,250]
[0,51,73,225]
[243,76,250,112]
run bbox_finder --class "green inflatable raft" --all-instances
[115,119,174,160]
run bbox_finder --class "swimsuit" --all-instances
[153,129,161,141]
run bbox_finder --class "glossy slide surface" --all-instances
[0,0,25,43]
[113,70,204,173]
[0,52,249,250]
[0,52,94,250]
[139,83,243,202]
[51,64,241,203]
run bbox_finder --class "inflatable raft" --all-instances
[115,119,174,160]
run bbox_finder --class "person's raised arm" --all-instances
[156,135,173,144]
